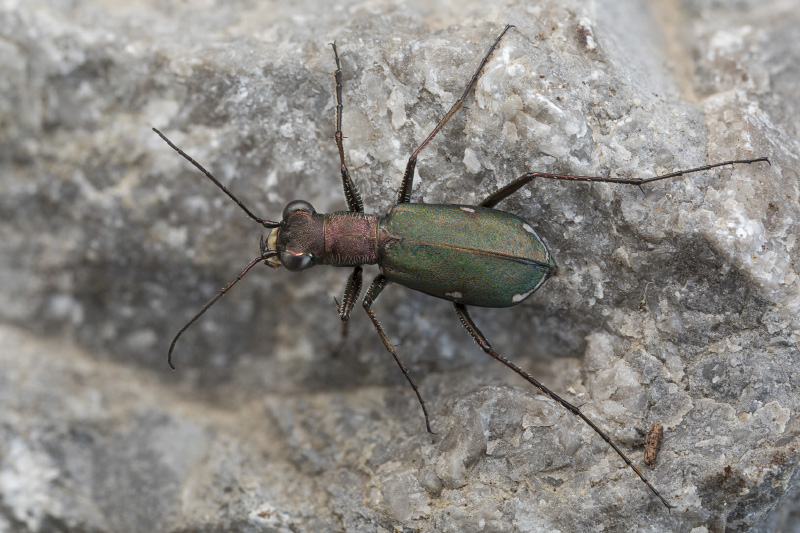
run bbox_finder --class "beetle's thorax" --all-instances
[276,210,381,267]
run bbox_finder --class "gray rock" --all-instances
[0,0,797,531]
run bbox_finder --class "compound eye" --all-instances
[282,200,315,220]
[279,250,315,271]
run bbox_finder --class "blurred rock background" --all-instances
[0,0,798,531]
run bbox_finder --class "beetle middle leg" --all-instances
[362,274,434,433]
[453,302,673,509]
[396,24,515,204]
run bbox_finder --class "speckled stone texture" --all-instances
[1,0,798,531]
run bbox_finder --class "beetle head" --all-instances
[262,199,324,271]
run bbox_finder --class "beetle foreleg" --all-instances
[332,266,363,356]
[330,42,365,213]
[363,274,434,434]
[453,303,673,509]
[396,24,515,205]
[338,266,363,321]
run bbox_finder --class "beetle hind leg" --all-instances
[453,303,673,509]
[363,274,434,434]
[479,175,535,208]
[479,156,769,209]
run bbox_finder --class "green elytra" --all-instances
[155,24,768,510]
[380,203,553,307]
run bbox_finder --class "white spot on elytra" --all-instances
[460,207,475,213]
[446,291,463,299]
[512,289,534,303]
[522,223,536,234]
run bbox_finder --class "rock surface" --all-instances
[1,0,798,531]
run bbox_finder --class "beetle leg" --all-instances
[332,266,363,355]
[396,25,515,204]
[479,157,770,208]
[479,175,535,208]
[453,302,673,509]
[507,158,770,189]
[363,274,434,434]
[337,266,363,320]
[330,42,365,213]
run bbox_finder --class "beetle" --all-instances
[153,25,768,509]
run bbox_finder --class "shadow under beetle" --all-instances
[154,25,769,510]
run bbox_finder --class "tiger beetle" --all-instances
[154,24,769,510]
